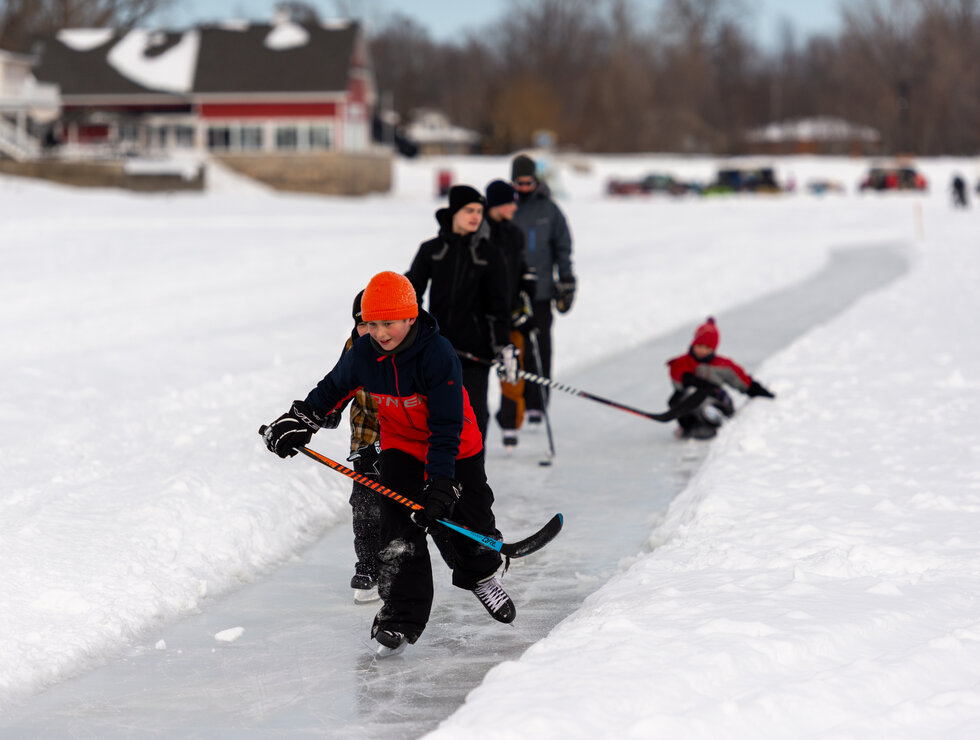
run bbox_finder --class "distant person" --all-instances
[666,317,775,439]
[484,179,537,450]
[407,185,515,442]
[510,153,575,425]
[951,175,968,208]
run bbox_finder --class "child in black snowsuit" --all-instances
[264,271,516,654]
[666,317,775,439]
[342,290,383,603]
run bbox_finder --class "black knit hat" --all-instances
[352,289,365,323]
[448,185,486,217]
[511,154,536,180]
[485,180,518,209]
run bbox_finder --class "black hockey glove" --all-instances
[263,400,324,458]
[347,440,381,476]
[519,269,538,298]
[681,372,718,394]
[554,277,576,314]
[411,478,462,528]
[746,380,775,399]
[322,409,343,429]
[494,344,520,385]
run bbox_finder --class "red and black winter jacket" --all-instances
[667,350,754,393]
[305,310,482,480]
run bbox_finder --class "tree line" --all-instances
[3,0,977,155]
[369,0,980,156]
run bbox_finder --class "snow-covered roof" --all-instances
[106,29,200,94]
[263,22,309,51]
[404,109,480,145]
[747,117,881,144]
[35,20,362,99]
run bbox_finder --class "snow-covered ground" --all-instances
[1,153,979,738]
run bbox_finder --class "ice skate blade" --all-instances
[353,586,380,604]
[375,641,407,658]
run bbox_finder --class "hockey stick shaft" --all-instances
[456,349,705,422]
[258,427,562,557]
[527,329,556,458]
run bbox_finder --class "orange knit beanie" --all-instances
[361,271,419,322]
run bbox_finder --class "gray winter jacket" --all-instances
[511,182,574,302]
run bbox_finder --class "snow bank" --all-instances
[427,199,980,738]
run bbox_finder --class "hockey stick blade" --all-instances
[501,513,563,557]
[436,513,563,558]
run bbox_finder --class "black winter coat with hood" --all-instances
[406,209,511,361]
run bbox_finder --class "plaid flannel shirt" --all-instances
[344,336,380,451]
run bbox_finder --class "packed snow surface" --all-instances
[1,153,979,739]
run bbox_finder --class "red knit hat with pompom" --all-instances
[361,271,419,322]
[692,317,719,350]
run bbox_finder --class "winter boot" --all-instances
[350,573,380,604]
[472,575,516,623]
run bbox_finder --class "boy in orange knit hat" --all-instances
[666,316,775,439]
[264,271,515,655]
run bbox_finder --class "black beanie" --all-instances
[485,179,517,209]
[448,185,485,217]
[511,154,536,180]
[352,289,364,323]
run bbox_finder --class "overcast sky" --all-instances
[150,0,842,50]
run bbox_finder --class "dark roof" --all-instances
[33,32,181,98]
[32,22,360,99]
[194,24,358,94]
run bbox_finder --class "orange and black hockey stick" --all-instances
[258,426,563,558]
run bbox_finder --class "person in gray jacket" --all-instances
[510,153,576,422]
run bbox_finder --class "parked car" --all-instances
[607,172,699,196]
[859,166,927,192]
[703,167,781,194]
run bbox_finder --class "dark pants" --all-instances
[674,387,735,435]
[374,448,502,642]
[523,301,553,412]
[349,481,381,580]
[462,362,490,441]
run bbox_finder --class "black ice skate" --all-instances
[350,573,380,604]
[374,628,408,657]
[472,575,516,623]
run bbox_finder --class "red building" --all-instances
[32,17,376,157]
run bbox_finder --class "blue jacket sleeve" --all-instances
[305,348,360,419]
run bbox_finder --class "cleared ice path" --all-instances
[0,245,907,739]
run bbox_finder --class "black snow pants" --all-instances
[523,301,554,412]
[373,448,502,642]
[461,362,490,442]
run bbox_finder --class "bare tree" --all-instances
[0,0,174,52]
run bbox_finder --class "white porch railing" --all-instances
[0,116,41,161]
